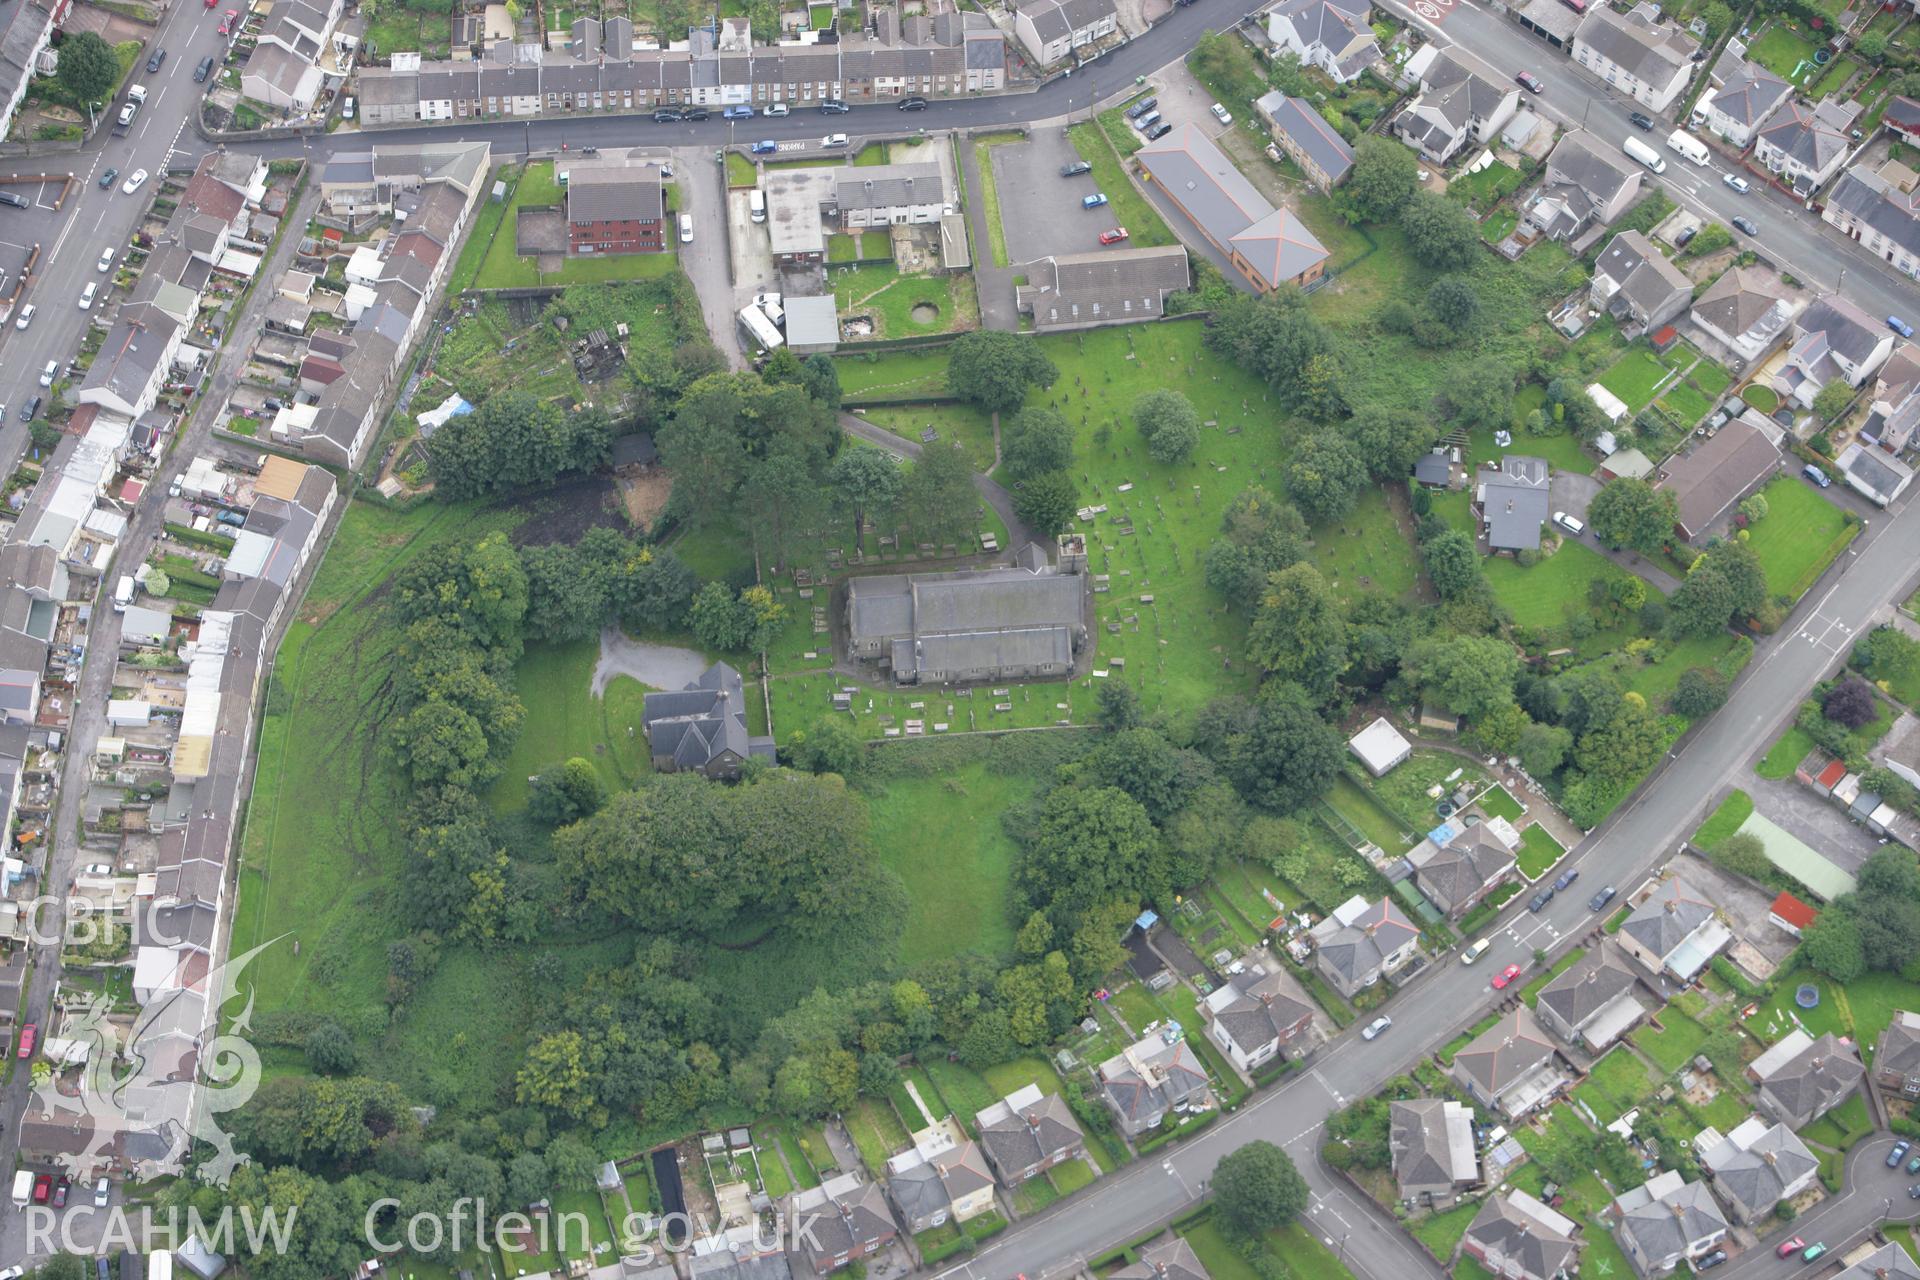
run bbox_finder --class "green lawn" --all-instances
[832,265,971,339]
[1329,773,1419,854]
[1312,485,1422,604]
[855,402,999,473]
[1692,789,1753,848]
[1812,55,1863,98]
[1479,786,1524,822]
[1447,160,1523,212]
[1632,1009,1711,1073]
[473,161,681,289]
[1743,475,1857,602]
[1599,348,1675,411]
[846,1098,911,1178]
[1411,1200,1480,1258]
[865,762,1027,965]
[1482,540,1640,633]
[482,639,653,812]
[1749,23,1820,83]
[1758,725,1815,779]
[1516,825,1567,881]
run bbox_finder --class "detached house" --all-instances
[1833,1243,1920,1280]
[1097,1028,1212,1138]
[1201,966,1315,1071]
[1701,61,1791,148]
[1617,877,1733,982]
[564,162,665,255]
[1749,1029,1863,1129]
[975,1085,1085,1186]
[1700,1117,1818,1224]
[1612,1171,1728,1276]
[1012,0,1118,68]
[1689,265,1800,365]
[1654,419,1782,542]
[788,1174,896,1275]
[1572,4,1699,113]
[1592,230,1692,338]
[1474,455,1551,553]
[640,661,776,777]
[1266,0,1378,86]
[1388,1098,1477,1205]
[1524,132,1643,244]
[1874,1009,1920,1097]
[1450,1006,1568,1119]
[1462,1191,1579,1280]
[1407,818,1516,919]
[1256,91,1354,190]
[1394,48,1519,166]
[1773,294,1894,409]
[1754,98,1858,197]
[1534,944,1647,1050]
[1311,894,1420,998]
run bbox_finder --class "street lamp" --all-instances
[86,101,99,133]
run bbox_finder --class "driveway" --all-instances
[592,628,710,696]
[675,146,746,370]
[725,188,776,301]
[1549,470,1599,524]
[994,126,1108,265]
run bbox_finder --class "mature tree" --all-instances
[829,447,903,544]
[1097,679,1142,730]
[1013,470,1080,535]
[902,444,980,546]
[1205,291,1339,410]
[1206,486,1309,610]
[1400,190,1479,269]
[1710,831,1771,880]
[520,543,608,645]
[1444,357,1515,431]
[1226,687,1344,813]
[1351,406,1435,481]
[304,1022,358,1076]
[743,437,824,567]
[655,380,749,519]
[1424,276,1479,330]
[1213,1141,1310,1238]
[1516,721,1573,777]
[1669,539,1766,636]
[56,31,120,104]
[1855,624,1920,685]
[1588,478,1679,555]
[426,393,613,500]
[689,581,754,652]
[390,699,495,791]
[223,1166,368,1280]
[1135,389,1202,465]
[1575,692,1664,785]
[1001,407,1075,482]
[528,758,605,827]
[1078,728,1213,824]
[1287,430,1368,524]
[787,717,865,777]
[946,330,1058,414]
[1401,633,1519,718]
[1700,0,1734,35]
[1824,677,1879,729]
[516,1030,599,1120]
[1813,379,1855,424]
[801,353,842,408]
[1671,666,1730,718]
[1014,786,1159,926]
[1345,135,1419,222]
[1248,563,1348,704]
[1421,529,1480,600]
[1801,908,1866,982]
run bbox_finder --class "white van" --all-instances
[749,189,766,223]
[113,576,134,613]
[1554,510,1586,536]
[78,281,98,310]
[1665,129,1710,166]
[679,214,694,244]
[1461,937,1493,965]
[1623,136,1666,174]
[38,360,55,387]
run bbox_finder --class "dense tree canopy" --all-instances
[1287,430,1368,524]
[1669,539,1766,636]
[946,330,1059,413]
[1248,563,1348,704]
[1587,478,1678,555]
[1344,135,1418,222]
[1225,687,1344,814]
[1135,389,1202,465]
[1001,407,1076,482]
[1214,1141,1310,1238]
[55,31,120,103]
[427,393,614,500]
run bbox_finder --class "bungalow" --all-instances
[974,1085,1085,1186]
[1688,264,1800,365]
[1450,1006,1567,1119]
[1474,455,1550,553]
[1393,47,1519,166]
[1462,1191,1579,1280]
[1836,440,1915,506]
[1388,1098,1477,1205]
[1700,1117,1818,1224]
[1873,1009,1920,1097]
[1754,98,1858,197]
[1749,1029,1863,1129]
[1201,966,1315,1071]
[1256,91,1354,190]
[1653,419,1780,542]
[1311,894,1420,999]
[1265,0,1378,86]
[1097,1027,1212,1138]
[1523,132,1642,244]
[1611,1171,1728,1275]
[787,1174,895,1275]
[1571,5,1699,113]
[1533,944,1647,1050]
[1700,62,1791,149]
[1617,877,1733,982]
[1591,230,1692,338]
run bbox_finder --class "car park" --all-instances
[1553,867,1580,892]
[749,140,777,155]
[1892,316,1915,338]
[1778,1239,1807,1259]
[194,55,214,81]
[146,48,165,72]
[1629,111,1654,130]
[1145,122,1173,140]
[1098,227,1129,245]
[1890,1141,1910,1168]
[1134,111,1162,131]
[1491,963,1523,989]
[1516,71,1544,93]
[31,1175,49,1204]
[1126,97,1158,120]
[1461,937,1492,964]
[1060,160,1092,177]
[1209,102,1232,124]
[1361,1015,1392,1040]
[1802,1245,1828,1263]
[1589,885,1617,912]
[1724,172,1751,193]
[99,168,118,188]
[14,304,34,330]
[1082,193,1108,208]
[123,168,149,193]
[898,96,927,110]
[1732,214,1758,236]
[1529,886,1555,912]
[765,102,788,116]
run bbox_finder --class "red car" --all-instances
[1778,1239,1807,1259]
[16,1023,35,1059]
[1491,963,1523,990]
[30,1175,49,1205]
[1098,227,1129,245]
[218,8,237,32]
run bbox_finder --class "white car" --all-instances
[752,291,783,310]
[83,863,113,877]
[79,281,98,310]
[1361,1015,1392,1041]
[765,102,789,117]
[121,168,148,194]
[14,303,34,330]
[97,246,114,273]
[93,1178,109,1208]
[679,213,694,244]
[1723,172,1751,194]
[820,132,848,148]
[1209,101,1232,125]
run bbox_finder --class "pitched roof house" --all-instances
[1524,133,1642,243]
[1014,246,1190,331]
[1772,294,1894,408]
[1592,230,1693,337]
[1474,455,1551,552]
[1754,98,1857,196]
[1201,967,1315,1072]
[1699,1117,1819,1224]
[885,1137,995,1233]
[1265,0,1377,85]
[1836,440,1915,506]
[1407,820,1517,919]
[1388,1097,1477,1204]
[1112,1238,1210,1280]
[1462,1191,1579,1280]
[1393,47,1520,165]
[640,661,775,777]
[1311,895,1421,998]
[1831,1243,1920,1280]
[787,1174,896,1275]
[1011,0,1118,67]
[1611,1171,1728,1275]
[1748,1029,1864,1129]
[1702,62,1792,148]
[1533,944,1647,1049]
[1653,420,1781,542]
[1256,91,1354,190]
[1875,1009,1920,1098]
[1450,1006,1567,1118]
[564,163,666,255]
[1137,125,1328,292]
[1097,1028,1213,1137]
[1688,265,1799,364]
[1572,5,1699,113]
[975,1084,1085,1186]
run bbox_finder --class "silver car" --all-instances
[1361,1015,1392,1040]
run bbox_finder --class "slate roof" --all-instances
[1536,946,1639,1033]
[1019,0,1117,41]
[1316,896,1419,982]
[1575,5,1696,85]
[889,1140,992,1222]
[1757,98,1850,174]
[1098,1033,1209,1129]
[81,303,180,410]
[789,1175,893,1272]
[1712,62,1791,127]
[1454,1006,1558,1100]
[835,163,944,211]
[1597,230,1689,322]
[1620,877,1717,958]
[1833,1243,1920,1280]
[1139,124,1277,251]
[1755,1030,1863,1120]
[1113,1238,1209,1280]
[1655,421,1779,537]
[1539,132,1636,230]
[976,1088,1084,1176]
[1271,0,1379,77]
[847,556,1082,680]
[1229,206,1328,288]
[1702,1121,1817,1220]
[1477,455,1550,551]
[640,661,774,769]
[1615,1173,1727,1265]
[1410,826,1514,915]
[1691,266,1793,343]
[1464,1192,1578,1280]
[1877,1010,1920,1079]
[1256,91,1354,184]
[1208,968,1314,1056]
[1798,294,1885,367]
[1017,246,1190,329]
[565,164,663,224]
[1389,1098,1476,1189]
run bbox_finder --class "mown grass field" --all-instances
[471,161,682,289]
[1743,475,1857,602]
[865,761,1029,965]
[482,638,654,813]
[1482,540,1639,632]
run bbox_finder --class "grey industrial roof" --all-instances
[784,294,839,348]
[1139,124,1276,250]
[1231,206,1328,288]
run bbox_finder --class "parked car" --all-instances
[1910,1184,1920,1199]
[1145,122,1173,140]
[1802,1245,1829,1263]
[652,109,684,123]
[1554,510,1585,536]
[1803,463,1832,488]
[18,396,39,423]
[897,95,928,110]
[1515,71,1544,93]
[217,8,236,33]
[0,191,24,208]
[1553,867,1580,892]
[722,105,754,120]
[1529,886,1555,912]
[1907,1153,1920,1174]
[17,1024,34,1059]
[1126,96,1158,119]
[79,281,98,310]
[1098,227,1129,245]
[122,168,149,193]
[38,359,55,387]
[1491,963,1523,989]
[146,48,165,72]
[1778,1239,1807,1259]
[1461,937,1492,964]
[52,1178,68,1209]
[1674,224,1697,248]
[1629,111,1654,130]
[1696,1251,1728,1270]
[1890,1141,1911,1169]
[1724,172,1751,193]
[821,133,849,148]
[97,246,114,273]
[1588,885,1617,912]
[1209,101,1232,124]
[1082,193,1109,209]
[1892,316,1915,338]
[749,140,778,155]
[819,99,850,113]
[195,55,214,82]
[678,214,693,244]
[98,168,118,188]
[683,107,709,121]
[1360,1015,1391,1040]
[1060,160,1092,177]
[30,1175,49,1204]
[765,102,789,116]
[1731,214,1759,236]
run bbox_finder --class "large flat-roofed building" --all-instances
[844,544,1086,685]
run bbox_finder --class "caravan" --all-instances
[1665,129,1710,165]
